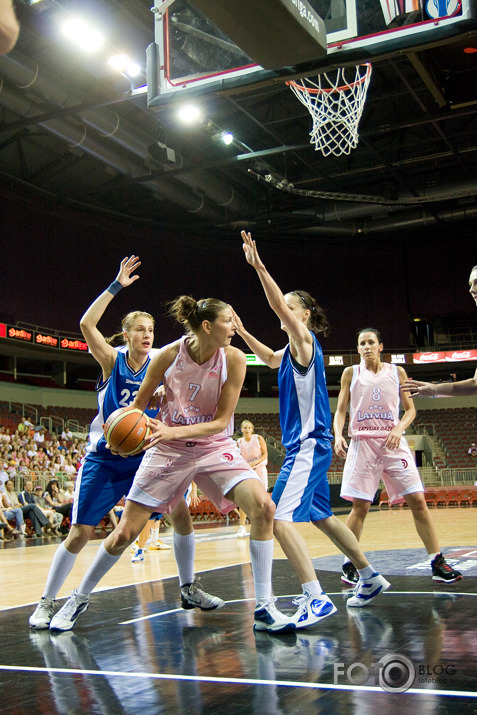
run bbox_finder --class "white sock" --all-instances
[43,543,78,599]
[173,532,195,587]
[429,552,439,562]
[343,555,351,565]
[78,542,121,595]
[357,564,375,580]
[150,526,159,542]
[302,579,322,596]
[249,538,274,604]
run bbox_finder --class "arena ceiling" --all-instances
[1,0,477,239]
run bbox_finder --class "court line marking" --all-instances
[0,664,475,699]
[119,591,476,624]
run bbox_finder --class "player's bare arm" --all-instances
[231,306,285,369]
[402,368,477,398]
[241,231,312,365]
[333,366,352,458]
[80,256,141,376]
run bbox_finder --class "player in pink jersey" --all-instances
[334,328,463,586]
[236,420,268,537]
[51,295,295,634]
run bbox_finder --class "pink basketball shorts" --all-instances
[127,438,259,514]
[340,436,423,504]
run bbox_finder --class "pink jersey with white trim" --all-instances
[348,362,400,438]
[161,336,232,447]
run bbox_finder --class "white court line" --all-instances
[0,664,475,699]
[119,590,476,625]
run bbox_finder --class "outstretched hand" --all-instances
[401,379,436,398]
[230,306,245,334]
[116,255,141,288]
[241,231,264,270]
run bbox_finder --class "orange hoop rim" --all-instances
[286,63,372,94]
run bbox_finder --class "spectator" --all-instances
[63,482,75,504]
[33,485,63,531]
[18,480,59,535]
[0,505,18,539]
[62,456,77,477]
[468,443,477,460]
[43,479,72,524]
[33,428,46,445]
[0,459,8,493]
[61,426,73,441]
[2,479,50,537]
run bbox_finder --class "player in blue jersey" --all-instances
[30,256,223,630]
[233,231,390,622]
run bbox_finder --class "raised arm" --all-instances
[333,367,352,458]
[231,307,285,369]
[80,256,141,376]
[402,367,477,398]
[240,231,313,364]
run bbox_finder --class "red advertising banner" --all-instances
[413,350,477,363]
[35,333,59,348]
[0,323,6,338]
[60,337,88,351]
[7,326,33,343]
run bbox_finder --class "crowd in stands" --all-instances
[0,416,87,540]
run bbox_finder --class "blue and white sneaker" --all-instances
[131,547,145,563]
[292,592,337,629]
[253,597,296,634]
[346,573,391,608]
[49,589,90,631]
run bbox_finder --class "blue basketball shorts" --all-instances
[272,437,333,523]
[72,452,144,526]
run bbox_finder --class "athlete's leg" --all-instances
[228,478,275,540]
[314,515,370,569]
[344,498,372,541]
[273,520,317,584]
[403,491,440,554]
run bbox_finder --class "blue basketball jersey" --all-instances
[85,350,156,457]
[278,333,332,449]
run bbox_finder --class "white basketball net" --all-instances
[287,64,372,157]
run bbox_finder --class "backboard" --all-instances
[147,0,477,106]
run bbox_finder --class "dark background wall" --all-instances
[2,184,475,352]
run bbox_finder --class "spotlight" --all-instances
[108,54,129,71]
[222,132,234,145]
[177,105,202,124]
[126,62,141,78]
[61,18,104,52]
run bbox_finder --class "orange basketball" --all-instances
[103,407,150,456]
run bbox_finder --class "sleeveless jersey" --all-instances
[237,434,268,467]
[278,332,332,449]
[86,350,156,456]
[348,362,400,439]
[161,336,232,447]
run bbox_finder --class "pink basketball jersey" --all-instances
[161,336,232,446]
[348,362,400,438]
[237,434,268,466]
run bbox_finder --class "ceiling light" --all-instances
[108,54,129,71]
[127,62,141,78]
[177,105,202,124]
[222,132,234,145]
[61,18,104,52]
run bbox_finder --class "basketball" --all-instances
[103,407,150,456]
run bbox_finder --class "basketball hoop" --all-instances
[287,64,372,157]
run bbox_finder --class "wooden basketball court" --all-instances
[1,507,476,713]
